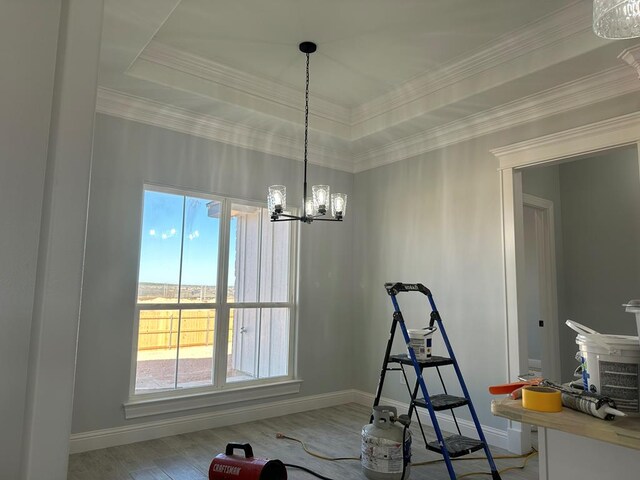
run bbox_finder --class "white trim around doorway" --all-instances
[493,111,640,453]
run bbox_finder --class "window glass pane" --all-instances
[134,190,294,395]
[135,309,179,393]
[227,308,289,383]
[227,308,258,382]
[177,309,215,388]
[137,191,184,303]
[180,197,220,303]
[260,209,291,302]
[258,308,289,378]
[228,204,261,303]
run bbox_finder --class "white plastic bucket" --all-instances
[623,300,640,347]
[407,327,436,360]
[568,320,640,414]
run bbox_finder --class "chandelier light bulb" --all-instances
[268,185,286,214]
[312,185,330,214]
[593,0,640,39]
[305,198,315,217]
[331,193,347,219]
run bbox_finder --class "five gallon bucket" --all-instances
[568,320,640,414]
[407,327,437,360]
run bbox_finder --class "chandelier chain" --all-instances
[304,52,310,167]
[302,52,310,214]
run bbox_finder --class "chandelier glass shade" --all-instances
[593,0,640,39]
[268,42,347,224]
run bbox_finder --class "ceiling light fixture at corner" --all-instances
[267,42,347,224]
[593,0,640,39]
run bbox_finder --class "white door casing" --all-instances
[493,111,640,453]
[523,194,561,383]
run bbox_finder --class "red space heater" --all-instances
[209,443,287,480]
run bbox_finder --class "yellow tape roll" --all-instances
[521,386,562,413]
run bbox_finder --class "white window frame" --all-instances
[124,184,300,418]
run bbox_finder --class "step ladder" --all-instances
[372,282,501,480]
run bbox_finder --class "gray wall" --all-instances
[352,138,508,429]
[71,114,354,432]
[351,95,640,431]
[72,95,640,435]
[522,148,640,381]
[522,165,568,378]
[0,1,61,477]
[560,148,640,339]
[523,206,542,362]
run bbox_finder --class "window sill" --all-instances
[123,380,302,419]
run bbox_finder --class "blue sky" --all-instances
[139,190,236,286]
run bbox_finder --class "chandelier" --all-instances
[268,42,347,224]
[593,0,640,39]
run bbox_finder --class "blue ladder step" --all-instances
[426,434,485,458]
[414,394,468,411]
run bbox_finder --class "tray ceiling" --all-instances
[98,0,640,172]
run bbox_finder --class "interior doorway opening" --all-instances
[495,112,640,454]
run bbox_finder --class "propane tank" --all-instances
[362,406,411,480]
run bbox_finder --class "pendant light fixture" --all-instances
[268,42,347,224]
[593,0,640,39]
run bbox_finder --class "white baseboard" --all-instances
[528,358,542,370]
[352,391,508,450]
[70,388,508,454]
[69,389,358,454]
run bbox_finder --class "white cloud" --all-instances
[160,228,177,240]
[188,230,200,241]
[149,229,156,236]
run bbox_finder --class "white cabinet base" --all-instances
[539,427,640,480]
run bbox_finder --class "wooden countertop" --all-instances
[492,398,640,451]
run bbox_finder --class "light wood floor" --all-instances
[68,403,538,480]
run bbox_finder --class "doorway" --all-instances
[522,195,560,383]
[495,112,640,454]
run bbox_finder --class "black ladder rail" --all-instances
[373,282,501,480]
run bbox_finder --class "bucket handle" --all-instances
[565,319,600,336]
[225,443,254,458]
[565,320,616,354]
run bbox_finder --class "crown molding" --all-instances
[95,87,352,172]
[350,1,593,136]
[492,111,640,170]
[97,63,639,175]
[132,41,351,132]
[352,66,640,172]
[619,44,640,79]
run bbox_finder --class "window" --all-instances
[133,187,296,396]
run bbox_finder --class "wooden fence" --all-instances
[138,310,223,350]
